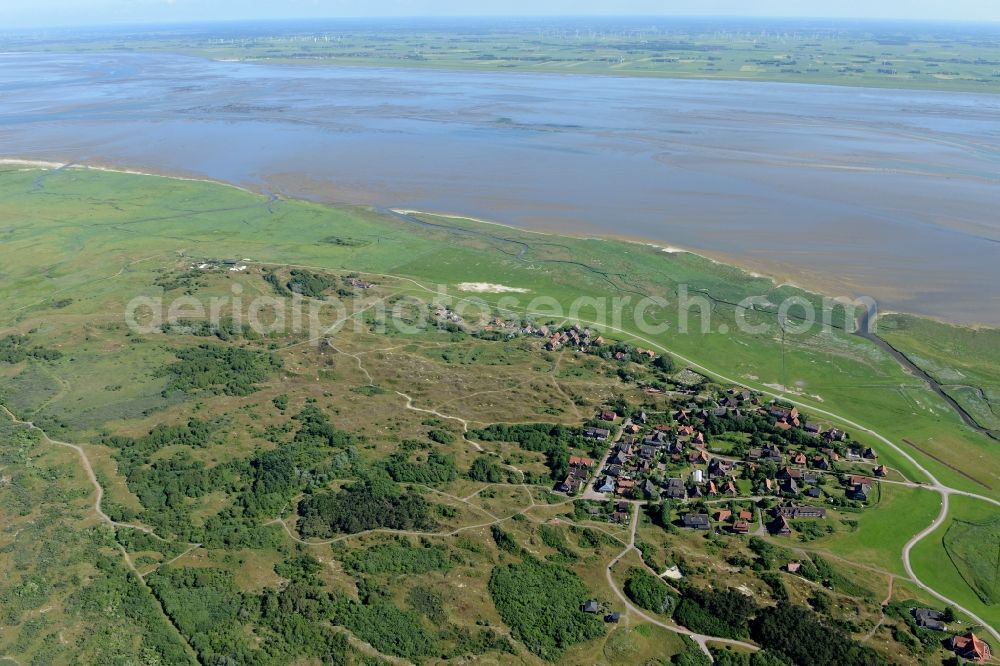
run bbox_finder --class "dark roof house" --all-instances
[683,513,710,530]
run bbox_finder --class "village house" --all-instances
[775,504,827,519]
[644,431,665,446]
[949,632,992,662]
[911,608,947,632]
[601,410,617,422]
[778,466,803,481]
[768,514,792,536]
[584,426,611,441]
[825,428,847,442]
[849,485,871,502]
[731,520,750,534]
[560,456,593,494]
[616,478,636,497]
[768,404,800,427]
[689,450,710,465]
[874,464,888,477]
[847,474,873,501]
[597,477,615,493]
[716,509,732,522]
[747,444,783,463]
[708,458,733,478]
[664,478,686,499]
[683,513,711,530]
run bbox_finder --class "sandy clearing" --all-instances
[456,282,530,293]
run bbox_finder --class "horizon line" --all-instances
[6,14,1000,32]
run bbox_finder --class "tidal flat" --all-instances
[1,52,998,323]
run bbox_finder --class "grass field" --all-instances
[879,314,1000,434]
[6,18,1000,93]
[911,495,1000,633]
[804,483,942,578]
[944,517,1000,607]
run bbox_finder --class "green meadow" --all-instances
[879,314,1000,435]
[802,483,942,577]
[910,495,1000,632]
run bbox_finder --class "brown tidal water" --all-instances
[1,52,998,323]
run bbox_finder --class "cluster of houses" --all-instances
[192,258,248,272]
[560,455,595,495]
[678,501,825,535]
[682,507,755,534]
[911,609,993,662]
[540,324,604,352]
[556,381,892,544]
[578,387,886,508]
[345,276,374,289]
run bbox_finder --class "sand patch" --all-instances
[661,566,683,580]
[456,282,529,294]
[0,158,65,169]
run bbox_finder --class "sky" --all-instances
[3,0,999,29]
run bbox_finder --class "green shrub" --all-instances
[623,568,677,614]
[488,559,603,661]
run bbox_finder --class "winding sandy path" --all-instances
[0,404,157,536]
